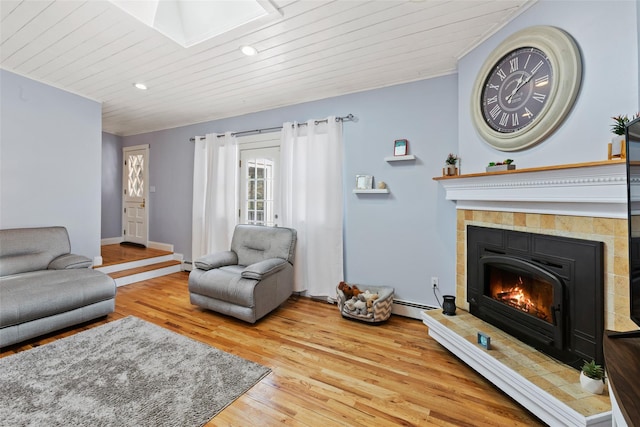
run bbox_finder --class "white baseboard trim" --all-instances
[93,256,103,267]
[101,237,123,245]
[148,241,174,252]
[392,299,439,319]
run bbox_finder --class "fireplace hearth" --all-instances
[467,226,604,369]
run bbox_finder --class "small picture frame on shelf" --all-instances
[394,139,408,156]
[355,175,373,190]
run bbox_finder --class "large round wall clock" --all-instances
[470,26,582,151]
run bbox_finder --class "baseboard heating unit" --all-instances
[392,299,438,319]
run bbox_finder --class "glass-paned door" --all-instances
[240,146,279,226]
[122,144,149,246]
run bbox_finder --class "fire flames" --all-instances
[494,276,550,322]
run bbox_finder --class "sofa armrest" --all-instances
[241,258,287,280]
[48,254,93,269]
[194,251,238,271]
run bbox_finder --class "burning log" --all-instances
[497,290,521,300]
[493,284,550,322]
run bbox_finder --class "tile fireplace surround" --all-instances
[425,160,636,427]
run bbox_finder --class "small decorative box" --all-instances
[486,164,516,173]
[477,332,491,349]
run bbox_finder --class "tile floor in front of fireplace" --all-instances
[425,309,611,418]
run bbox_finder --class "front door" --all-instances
[122,144,149,246]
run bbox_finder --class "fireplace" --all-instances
[467,225,604,369]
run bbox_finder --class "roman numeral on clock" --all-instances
[509,57,519,73]
[496,69,507,81]
[530,60,544,75]
[532,92,546,103]
[535,75,549,87]
[489,104,501,120]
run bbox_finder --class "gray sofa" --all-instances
[189,224,296,323]
[0,227,116,347]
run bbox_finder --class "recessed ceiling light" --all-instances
[133,83,148,90]
[241,45,258,56]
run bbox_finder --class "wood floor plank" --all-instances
[0,272,544,426]
[100,244,172,266]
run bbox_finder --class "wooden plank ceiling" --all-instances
[0,0,533,136]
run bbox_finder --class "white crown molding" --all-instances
[438,162,627,218]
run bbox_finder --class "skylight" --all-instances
[111,0,281,48]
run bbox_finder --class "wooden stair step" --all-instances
[108,260,182,279]
[100,244,173,267]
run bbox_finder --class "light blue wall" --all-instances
[0,70,102,259]
[123,75,459,305]
[458,0,640,171]
[101,132,122,239]
[638,0,640,102]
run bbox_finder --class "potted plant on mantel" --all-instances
[444,153,458,176]
[580,360,605,395]
[486,159,515,173]
[609,113,640,159]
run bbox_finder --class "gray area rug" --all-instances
[0,316,270,426]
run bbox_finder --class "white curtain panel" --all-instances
[280,117,344,296]
[191,132,239,262]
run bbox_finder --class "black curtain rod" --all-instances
[189,114,354,142]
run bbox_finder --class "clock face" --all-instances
[470,26,582,152]
[481,47,553,134]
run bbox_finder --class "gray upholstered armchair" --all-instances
[188,224,297,323]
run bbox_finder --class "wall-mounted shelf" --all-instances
[353,189,390,194]
[385,154,416,162]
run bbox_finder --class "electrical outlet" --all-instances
[431,277,439,288]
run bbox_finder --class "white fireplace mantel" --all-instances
[435,160,627,219]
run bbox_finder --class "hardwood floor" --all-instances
[1,273,543,426]
[100,243,172,266]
